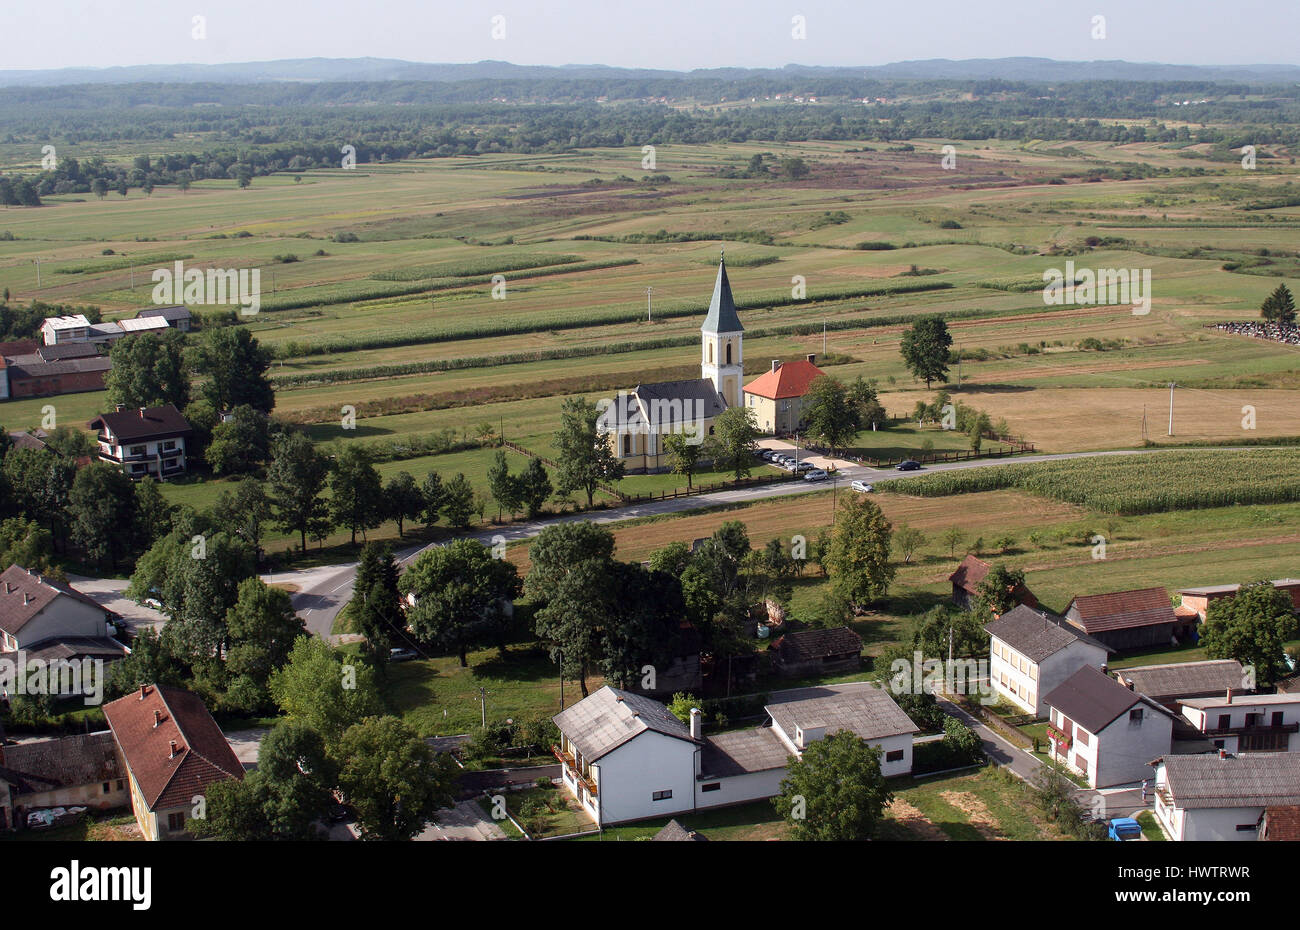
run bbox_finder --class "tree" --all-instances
[596,562,686,689]
[68,462,138,570]
[892,524,927,565]
[420,471,445,528]
[532,559,610,698]
[827,495,895,609]
[156,530,257,663]
[803,375,860,454]
[353,543,404,660]
[440,472,476,529]
[329,445,383,545]
[517,457,553,518]
[648,540,692,577]
[772,731,893,840]
[0,517,54,575]
[3,448,75,547]
[205,405,271,475]
[553,396,624,508]
[194,325,274,413]
[222,578,307,712]
[708,405,761,483]
[133,476,174,549]
[940,527,967,559]
[1260,283,1297,325]
[900,315,953,388]
[1202,581,1300,687]
[213,477,270,557]
[105,330,190,411]
[524,521,617,605]
[267,432,330,551]
[974,564,1026,618]
[381,471,423,538]
[487,450,522,522]
[780,155,810,180]
[663,432,704,490]
[336,716,458,841]
[400,539,522,666]
[848,376,886,430]
[269,636,384,749]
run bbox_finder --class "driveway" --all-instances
[67,574,167,635]
[223,727,271,770]
[416,799,507,841]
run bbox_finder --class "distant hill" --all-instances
[3,57,1300,88]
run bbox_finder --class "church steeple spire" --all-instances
[702,255,744,335]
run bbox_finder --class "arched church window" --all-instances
[709,344,714,364]
[725,342,732,365]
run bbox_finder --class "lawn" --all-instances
[572,799,789,841]
[506,784,596,838]
[879,766,1073,840]
[0,812,141,842]
[1137,810,1167,841]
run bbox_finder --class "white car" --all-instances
[851,480,874,493]
[804,469,829,481]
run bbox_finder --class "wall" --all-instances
[1094,708,1172,788]
[9,369,108,398]
[695,768,786,810]
[13,596,108,649]
[588,730,698,825]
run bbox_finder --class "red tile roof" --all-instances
[743,359,826,400]
[1262,806,1300,841]
[948,554,991,594]
[102,685,243,811]
[1068,587,1176,633]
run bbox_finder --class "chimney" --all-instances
[1101,664,1109,676]
[1218,748,1227,760]
[153,710,161,728]
[771,360,781,372]
[138,407,147,419]
[807,353,816,365]
[115,404,126,412]
[689,708,702,740]
[1226,688,1233,705]
[22,593,29,606]
[139,684,147,701]
[169,740,178,758]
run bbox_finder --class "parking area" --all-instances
[756,440,859,475]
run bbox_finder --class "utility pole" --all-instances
[1167,382,1176,436]
[1141,405,1147,442]
[33,257,41,289]
[477,686,489,729]
[646,286,653,322]
[822,320,826,357]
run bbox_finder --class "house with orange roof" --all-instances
[741,354,826,435]
[102,684,244,840]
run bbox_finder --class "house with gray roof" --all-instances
[1153,752,1300,841]
[599,259,739,473]
[553,682,916,826]
[1044,665,1174,788]
[985,604,1110,717]
[0,731,128,831]
[1114,659,1252,710]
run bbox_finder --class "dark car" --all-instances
[895,459,922,471]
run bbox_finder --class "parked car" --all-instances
[895,459,922,471]
[804,469,829,481]
[850,480,874,493]
[760,450,776,461]
[1107,817,1143,841]
[791,461,813,473]
[390,647,419,662]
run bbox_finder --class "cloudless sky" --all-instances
[4,0,1298,72]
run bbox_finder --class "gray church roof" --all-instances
[701,259,743,335]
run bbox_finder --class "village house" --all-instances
[985,604,1109,717]
[1,353,112,399]
[1177,691,1300,754]
[769,626,862,678]
[948,554,1038,611]
[87,403,193,479]
[1063,586,1189,652]
[552,683,916,826]
[0,731,129,831]
[1043,665,1174,788]
[0,565,124,675]
[1113,659,1251,711]
[741,355,826,435]
[600,259,738,473]
[1153,752,1300,841]
[102,684,244,840]
[1177,579,1300,621]
[135,304,192,332]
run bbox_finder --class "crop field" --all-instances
[2,133,1299,550]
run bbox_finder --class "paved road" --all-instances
[67,574,167,635]
[281,445,1227,638]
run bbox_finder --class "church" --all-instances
[600,257,744,473]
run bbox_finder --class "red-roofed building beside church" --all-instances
[742,354,826,435]
[102,684,244,840]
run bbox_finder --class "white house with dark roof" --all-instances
[553,682,917,826]
[1153,752,1300,841]
[985,604,1110,717]
[87,403,193,479]
[1044,665,1174,788]
[1178,692,1300,754]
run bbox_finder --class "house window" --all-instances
[701,783,721,793]
[166,812,186,832]
[1075,729,1089,747]
[1235,824,1257,832]
[1129,708,1144,724]
[129,445,145,457]
[1213,740,1224,749]
[652,790,673,801]
[1217,713,1231,729]
[1074,755,1088,773]
[885,749,904,762]
[1272,711,1285,727]
[622,435,630,456]
[116,780,125,790]
[162,440,176,451]
[1245,713,1261,727]
[102,782,111,793]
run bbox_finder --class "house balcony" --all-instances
[1202,723,1299,737]
[552,745,598,797]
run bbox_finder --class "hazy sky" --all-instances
[5,0,1298,72]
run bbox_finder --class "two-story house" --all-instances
[1178,691,1300,754]
[102,684,245,840]
[1043,665,1175,788]
[985,604,1110,717]
[87,404,193,479]
[1113,659,1251,711]
[552,683,917,827]
[0,564,124,678]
